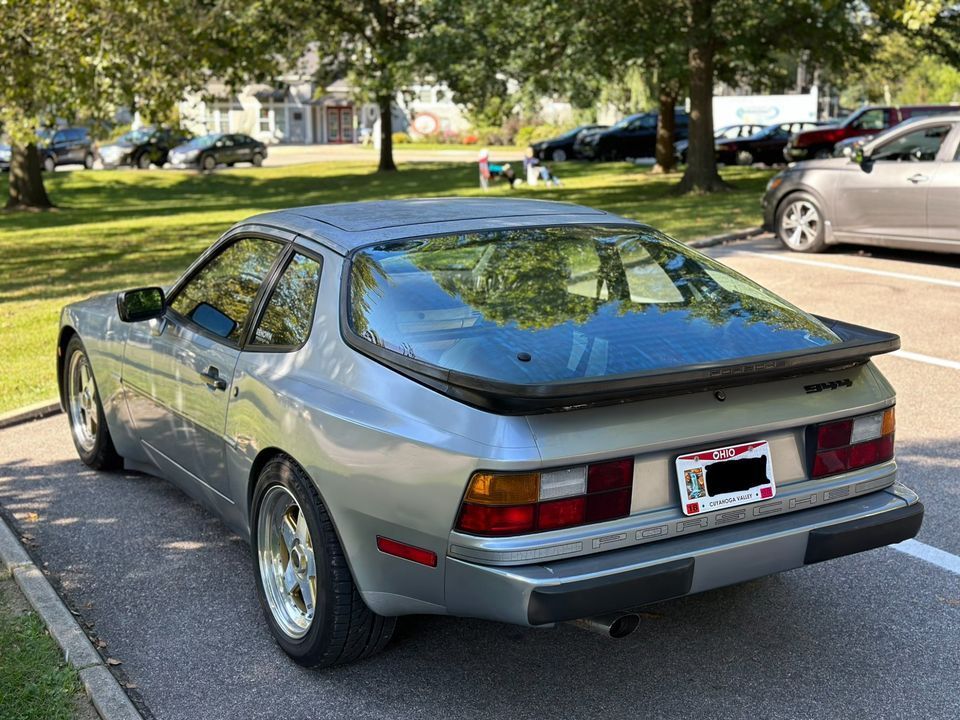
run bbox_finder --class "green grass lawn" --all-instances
[0,160,773,412]
[0,570,88,720]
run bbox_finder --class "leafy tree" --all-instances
[305,1,432,172]
[0,0,299,210]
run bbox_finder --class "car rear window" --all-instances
[347,225,841,385]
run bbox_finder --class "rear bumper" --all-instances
[444,484,921,626]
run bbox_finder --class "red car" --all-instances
[784,104,959,161]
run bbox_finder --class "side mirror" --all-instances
[853,145,871,168]
[117,287,165,322]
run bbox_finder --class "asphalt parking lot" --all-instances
[1,235,958,720]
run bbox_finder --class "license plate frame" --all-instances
[675,440,776,517]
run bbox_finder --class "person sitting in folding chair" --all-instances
[523,147,561,187]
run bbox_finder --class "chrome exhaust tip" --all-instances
[569,612,640,639]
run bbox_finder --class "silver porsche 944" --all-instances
[58,198,923,667]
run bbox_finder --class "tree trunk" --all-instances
[6,144,53,210]
[651,87,678,174]
[676,0,728,193]
[378,94,397,172]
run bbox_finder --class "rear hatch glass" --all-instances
[347,225,840,385]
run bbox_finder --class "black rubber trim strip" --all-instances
[804,501,924,565]
[526,557,694,625]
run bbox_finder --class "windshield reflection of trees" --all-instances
[393,228,835,341]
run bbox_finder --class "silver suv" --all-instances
[763,114,960,253]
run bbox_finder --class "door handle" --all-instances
[907,173,929,184]
[199,365,227,391]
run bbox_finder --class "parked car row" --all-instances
[673,123,764,164]
[784,104,960,161]
[714,121,823,166]
[575,110,690,161]
[531,103,959,168]
[0,126,267,172]
[529,124,609,162]
[764,113,960,254]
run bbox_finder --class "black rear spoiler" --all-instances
[348,317,900,415]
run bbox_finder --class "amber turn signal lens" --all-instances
[465,472,539,506]
[882,407,895,436]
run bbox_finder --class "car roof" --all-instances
[239,198,637,254]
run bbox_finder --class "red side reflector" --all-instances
[457,504,535,535]
[376,536,437,567]
[587,459,633,492]
[537,497,586,530]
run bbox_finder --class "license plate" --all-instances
[675,440,776,516]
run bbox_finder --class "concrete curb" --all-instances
[688,226,764,249]
[0,399,62,430]
[0,514,144,720]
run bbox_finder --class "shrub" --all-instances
[392,132,411,144]
[514,124,575,148]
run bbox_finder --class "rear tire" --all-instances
[735,150,754,166]
[551,149,567,162]
[63,336,122,470]
[201,154,216,172]
[776,192,826,253]
[252,152,264,167]
[83,153,95,169]
[43,156,55,173]
[136,153,151,170]
[251,456,395,668]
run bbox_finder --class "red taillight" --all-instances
[457,504,535,535]
[812,408,895,478]
[376,536,438,567]
[455,457,635,536]
[587,459,633,492]
[537,497,586,530]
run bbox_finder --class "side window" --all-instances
[252,252,322,348]
[851,110,885,130]
[170,237,283,342]
[872,125,950,162]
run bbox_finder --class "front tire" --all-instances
[252,456,395,668]
[43,156,56,173]
[735,150,754,166]
[201,154,216,172]
[551,148,567,162]
[136,153,151,170]
[63,336,122,470]
[251,152,264,167]
[83,153,95,169]
[776,192,826,253]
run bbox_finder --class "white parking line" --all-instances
[734,251,960,289]
[892,350,960,371]
[891,539,960,575]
